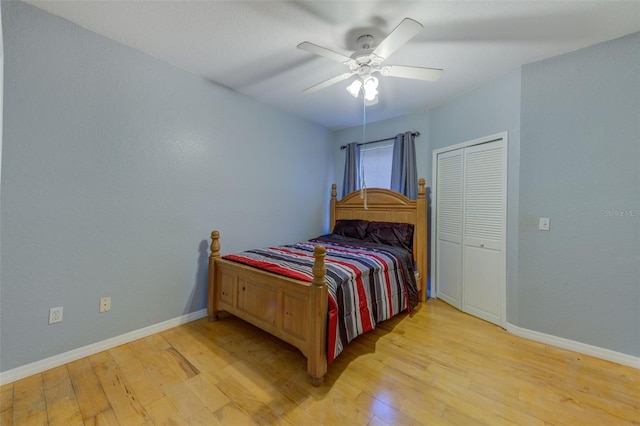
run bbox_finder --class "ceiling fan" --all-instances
[297,18,443,100]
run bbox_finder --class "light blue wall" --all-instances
[0,1,332,372]
[519,32,639,356]
[334,33,639,358]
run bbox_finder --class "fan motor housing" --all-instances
[356,35,374,50]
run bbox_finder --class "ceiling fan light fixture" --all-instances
[364,88,378,102]
[346,79,363,98]
[347,76,378,100]
[364,76,378,89]
[365,95,379,106]
[363,76,379,101]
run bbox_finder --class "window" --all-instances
[360,141,393,189]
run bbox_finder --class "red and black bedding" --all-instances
[223,221,418,364]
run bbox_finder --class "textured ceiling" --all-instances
[26,1,640,130]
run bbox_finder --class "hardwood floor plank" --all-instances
[67,357,111,421]
[186,407,223,426]
[300,382,371,425]
[352,390,423,426]
[214,375,282,425]
[144,396,187,425]
[162,382,206,421]
[175,350,227,385]
[367,414,394,426]
[42,365,84,426]
[183,373,230,413]
[106,346,165,408]
[164,348,200,380]
[399,397,448,425]
[89,351,150,425]
[11,374,47,425]
[210,401,255,425]
[0,410,12,426]
[128,339,183,389]
[108,345,153,383]
[0,383,13,426]
[83,408,121,426]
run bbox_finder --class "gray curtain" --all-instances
[390,131,418,199]
[342,142,361,197]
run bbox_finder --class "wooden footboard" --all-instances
[208,231,328,385]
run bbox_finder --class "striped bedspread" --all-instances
[223,235,417,364]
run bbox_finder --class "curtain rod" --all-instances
[340,131,420,150]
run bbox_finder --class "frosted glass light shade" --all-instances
[346,79,362,97]
[363,77,379,101]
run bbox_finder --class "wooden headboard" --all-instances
[330,178,428,302]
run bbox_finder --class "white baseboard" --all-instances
[0,309,208,386]
[507,323,640,370]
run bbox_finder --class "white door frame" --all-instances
[431,131,508,327]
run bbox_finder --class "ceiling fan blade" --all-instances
[373,18,423,60]
[297,42,351,63]
[381,65,443,82]
[303,72,355,93]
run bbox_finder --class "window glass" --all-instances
[360,141,393,189]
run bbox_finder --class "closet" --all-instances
[432,133,507,327]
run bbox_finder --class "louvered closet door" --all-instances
[462,140,506,326]
[435,149,463,310]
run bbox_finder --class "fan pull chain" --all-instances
[360,91,368,209]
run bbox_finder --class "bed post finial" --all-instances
[312,245,326,286]
[331,184,337,200]
[210,230,220,259]
[418,178,426,199]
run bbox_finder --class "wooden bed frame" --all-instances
[208,178,428,385]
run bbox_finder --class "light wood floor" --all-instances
[1,299,638,425]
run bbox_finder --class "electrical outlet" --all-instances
[99,297,111,313]
[539,217,550,231]
[49,306,63,324]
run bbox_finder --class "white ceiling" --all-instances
[26,1,640,130]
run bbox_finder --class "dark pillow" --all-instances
[364,221,414,252]
[332,219,369,240]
